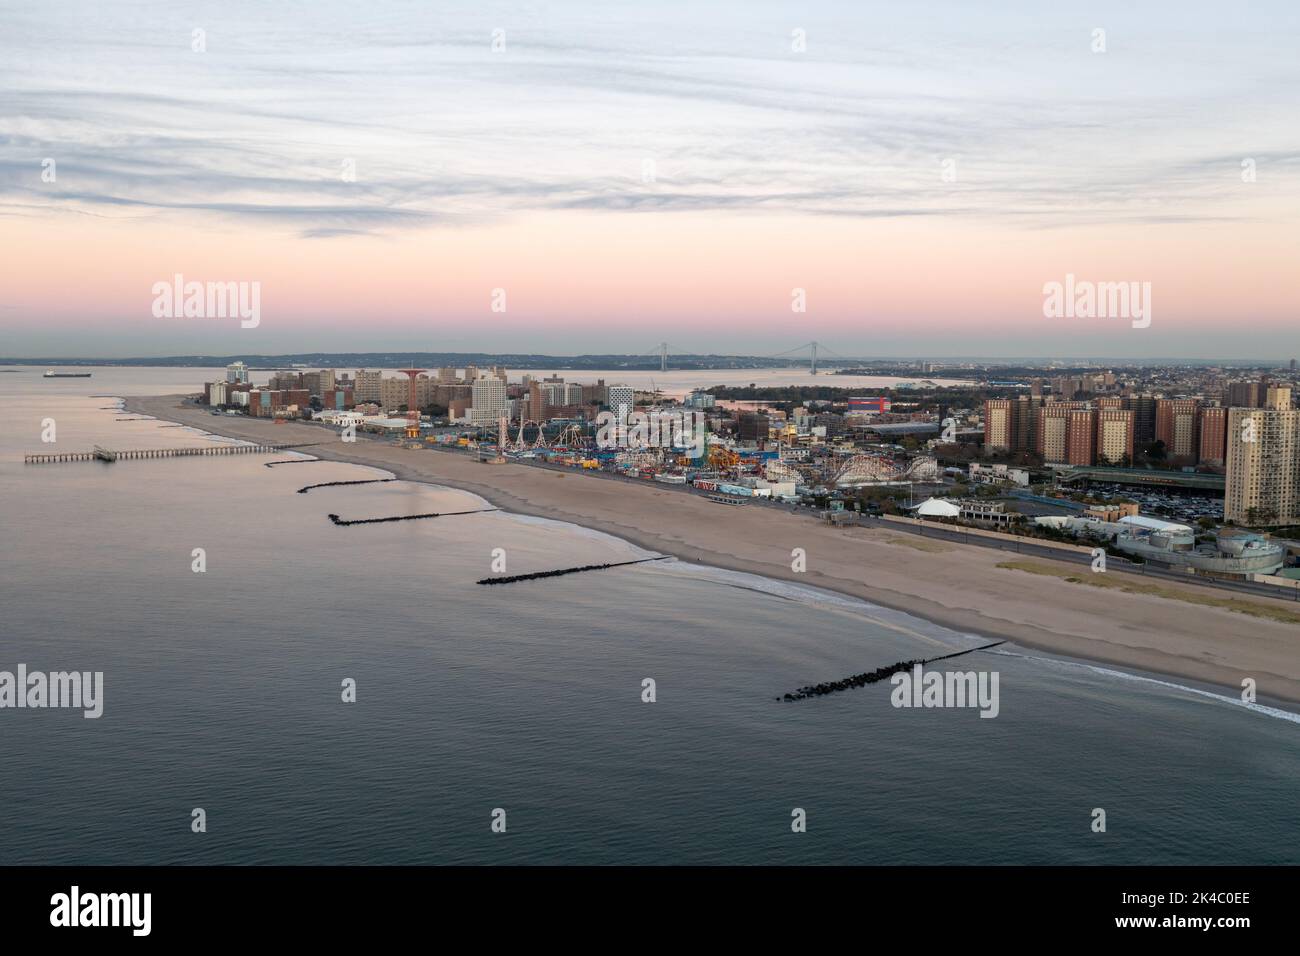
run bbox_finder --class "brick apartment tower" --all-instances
[1155,399,1202,466]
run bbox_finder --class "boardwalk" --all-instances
[24,442,318,464]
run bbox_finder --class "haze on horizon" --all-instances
[2,1,1298,360]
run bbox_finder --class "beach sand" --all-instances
[127,395,1300,706]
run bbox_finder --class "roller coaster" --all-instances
[764,458,816,484]
[833,454,940,486]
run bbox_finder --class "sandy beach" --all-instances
[127,394,1300,706]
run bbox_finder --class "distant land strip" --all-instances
[298,478,397,494]
[328,509,497,526]
[780,641,1006,701]
[478,556,671,585]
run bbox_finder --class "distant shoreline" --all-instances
[124,393,1300,710]
[4,356,1287,368]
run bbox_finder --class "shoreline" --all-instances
[124,394,1300,708]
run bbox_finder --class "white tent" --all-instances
[914,497,961,518]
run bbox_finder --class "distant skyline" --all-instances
[3,1,1299,357]
[2,351,1291,368]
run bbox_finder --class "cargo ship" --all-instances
[44,370,93,378]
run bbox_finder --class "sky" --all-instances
[1,0,1298,359]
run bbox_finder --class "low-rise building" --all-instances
[968,462,1030,487]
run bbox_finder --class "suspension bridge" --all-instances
[636,340,855,373]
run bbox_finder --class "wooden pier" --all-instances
[24,442,316,464]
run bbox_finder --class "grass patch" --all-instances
[996,560,1300,625]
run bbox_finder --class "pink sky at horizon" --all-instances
[5,209,1298,357]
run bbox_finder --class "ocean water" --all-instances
[1,367,1298,865]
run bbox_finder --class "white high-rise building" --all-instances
[471,374,509,425]
[607,384,634,422]
[225,361,249,384]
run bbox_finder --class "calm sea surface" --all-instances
[1,367,1297,864]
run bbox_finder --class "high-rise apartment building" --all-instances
[1015,396,1041,453]
[354,369,382,403]
[1156,399,1201,465]
[1034,401,1089,463]
[540,379,568,408]
[1095,408,1135,465]
[1129,396,1157,444]
[984,399,1018,452]
[527,382,545,421]
[1227,380,1266,409]
[470,373,509,425]
[607,385,635,423]
[1225,386,1300,526]
[225,361,249,384]
[1199,406,1228,467]
[1066,408,1097,465]
[1037,404,1071,464]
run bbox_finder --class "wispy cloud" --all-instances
[3,1,1299,237]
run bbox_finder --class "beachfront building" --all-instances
[960,500,1016,527]
[968,462,1030,487]
[1225,385,1300,526]
[470,374,509,425]
[1115,528,1284,577]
